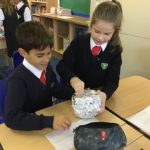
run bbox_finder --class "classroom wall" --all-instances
[91,0,150,79]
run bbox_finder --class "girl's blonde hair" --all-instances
[90,0,123,52]
[2,0,30,16]
[2,0,14,16]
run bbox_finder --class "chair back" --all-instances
[0,79,7,124]
[0,51,23,124]
[12,51,23,69]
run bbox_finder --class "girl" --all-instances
[57,0,123,111]
[0,0,19,57]
[13,0,31,23]
[0,0,31,57]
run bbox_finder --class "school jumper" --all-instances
[1,8,19,57]
[4,64,74,130]
[57,33,122,99]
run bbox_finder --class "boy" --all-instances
[4,21,74,131]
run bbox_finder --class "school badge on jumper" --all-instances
[101,63,108,70]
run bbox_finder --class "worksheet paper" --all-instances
[127,105,150,135]
[45,118,99,150]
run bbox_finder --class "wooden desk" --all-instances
[106,75,150,118]
[125,136,150,150]
[0,101,142,150]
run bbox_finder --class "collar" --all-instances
[90,37,108,52]
[16,1,24,10]
[23,59,43,79]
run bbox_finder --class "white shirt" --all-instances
[23,59,43,79]
[90,37,108,52]
[0,9,4,27]
[16,1,31,22]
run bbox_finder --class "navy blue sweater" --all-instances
[4,64,74,130]
[57,34,122,99]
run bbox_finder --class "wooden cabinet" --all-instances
[29,0,58,15]
[30,0,46,14]
[30,0,89,59]
[39,14,89,59]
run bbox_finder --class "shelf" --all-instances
[57,21,69,38]
[51,50,63,60]
[31,2,46,5]
[32,13,41,17]
[31,0,46,14]
[31,0,46,4]
[39,14,89,59]
[55,49,64,55]
[41,17,53,28]
[57,34,69,39]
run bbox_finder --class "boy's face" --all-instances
[19,47,51,70]
[91,20,115,45]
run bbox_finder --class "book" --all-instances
[45,118,98,150]
[127,105,150,135]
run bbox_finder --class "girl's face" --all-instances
[91,20,115,45]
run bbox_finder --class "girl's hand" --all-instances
[70,77,84,96]
[53,116,71,130]
[96,90,107,113]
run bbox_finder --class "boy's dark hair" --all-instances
[16,21,53,53]
[2,0,14,16]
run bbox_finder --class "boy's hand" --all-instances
[53,116,71,130]
[96,90,106,113]
[70,77,84,96]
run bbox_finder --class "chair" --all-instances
[0,51,23,124]
[50,56,65,104]
[50,56,60,81]
[0,78,7,124]
[12,50,23,69]
[0,50,23,79]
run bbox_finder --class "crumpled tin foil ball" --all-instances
[72,89,101,119]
